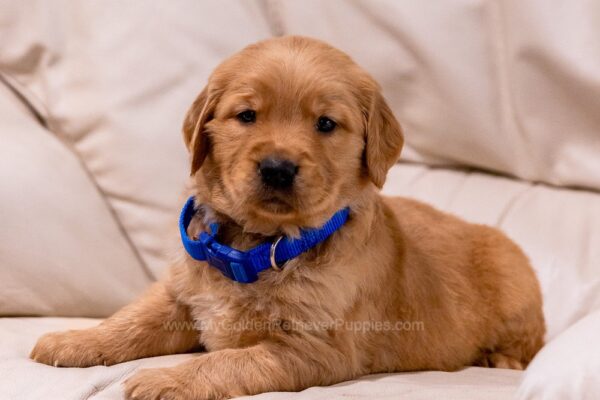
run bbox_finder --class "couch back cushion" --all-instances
[274,0,600,191]
[0,82,152,317]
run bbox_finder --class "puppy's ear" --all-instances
[182,86,218,175]
[363,90,404,188]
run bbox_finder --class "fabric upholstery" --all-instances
[0,81,151,317]
[516,310,600,400]
[275,0,600,191]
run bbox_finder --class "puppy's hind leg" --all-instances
[473,228,545,370]
[30,282,200,367]
[476,351,524,370]
[476,308,545,371]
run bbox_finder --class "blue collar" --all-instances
[179,196,350,283]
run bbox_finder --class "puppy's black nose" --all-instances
[259,158,298,189]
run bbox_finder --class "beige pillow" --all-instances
[0,82,152,317]
[276,0,600,191]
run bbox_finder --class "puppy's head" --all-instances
[183,36,403,235]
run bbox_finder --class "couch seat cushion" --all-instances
[0,317,521,400]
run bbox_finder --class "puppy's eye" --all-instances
[315,116,337,133]
[237,110,256,124]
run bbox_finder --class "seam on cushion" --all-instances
[0,70,155,282]
[401,159,600,196]
[401,163,432,188]
[259,0,285,36]
[445,170,471,210]
[0,71,49,128]
[495,183,535,228]
[83,365,140,400]
[489,2,539,179]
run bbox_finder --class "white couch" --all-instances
[1,1,600,399]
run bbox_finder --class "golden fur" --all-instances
[30,36,545,399]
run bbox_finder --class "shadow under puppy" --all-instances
[30,36,545,400]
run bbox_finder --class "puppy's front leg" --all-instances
[30,282,199,367]
[124,337,358,400]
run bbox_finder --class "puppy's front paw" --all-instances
[30,329,115,367]
[124,367,193,400]
[124,365,227,400]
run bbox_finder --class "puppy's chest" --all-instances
[186,286,299,351]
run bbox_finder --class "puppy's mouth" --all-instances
[257,195,295,214]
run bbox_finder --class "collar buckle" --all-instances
[203,240,258,283]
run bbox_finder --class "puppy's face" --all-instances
[184,37,403,235]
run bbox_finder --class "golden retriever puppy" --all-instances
[30,36,545,399]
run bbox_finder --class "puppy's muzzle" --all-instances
[259,157,298,190]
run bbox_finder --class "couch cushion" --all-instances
[274,0,600,191]
[0,317,522,400]
[517,309,600,400]
[0,81,151,317]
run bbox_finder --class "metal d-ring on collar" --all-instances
[270,236,290,271]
